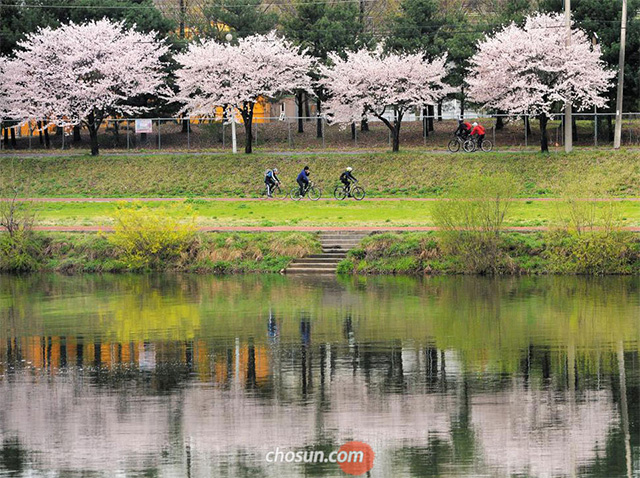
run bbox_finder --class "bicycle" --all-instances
[463,136,493,153]
[257,182,286,199]
[333,183,365,201]
[447,134,468,153]
[290,181,321,201]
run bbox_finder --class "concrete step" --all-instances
[286,267,338,274]
[307,253,346,259]
[290,258,343,264]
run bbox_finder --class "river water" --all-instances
[0,274,638,477]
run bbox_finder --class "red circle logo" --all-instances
[337,441,375,475]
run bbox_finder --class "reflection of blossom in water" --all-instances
[472,387,616,477]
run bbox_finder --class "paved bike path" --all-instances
[12,197,640,202]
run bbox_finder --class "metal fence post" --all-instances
[288,119,292,148]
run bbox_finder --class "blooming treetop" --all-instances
[4,19,169,127]
[467,13,614,117]
[319,47,452,151]
[174,31,313,116]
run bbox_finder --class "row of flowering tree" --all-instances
[0,13,614,155]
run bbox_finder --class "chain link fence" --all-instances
[2,113,640,152]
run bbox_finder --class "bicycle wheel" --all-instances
[334,186,348,200]
[290,187,303,201]
[463,139,476,153]
[447,139,460,153]
[481,140,493,152]
[308,186,321,201]
[352,186,366,201]
[271,184,285,199]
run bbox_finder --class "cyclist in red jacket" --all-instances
[470,122,486,150]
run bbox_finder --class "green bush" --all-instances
[108,202,197,270]
[432,173,519,274]
[0,232,41,272]
[545,230,637,275]
[336,259,354,274]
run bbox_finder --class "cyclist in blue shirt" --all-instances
[297,166,310,198]
[264,168,280,198]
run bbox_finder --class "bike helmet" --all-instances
[346,167,353,172]
[273,168,278,173]
[472,122,478,127]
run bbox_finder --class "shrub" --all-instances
[554,171,623,234]
[545,230,636,275]
[0,231,41,272]
[108,202,197,269]
[432,173,519,274]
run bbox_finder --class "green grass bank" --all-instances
[338,231,640,275]
[0,232,321,274]
[2,150,639,198]
[2,230,639,276]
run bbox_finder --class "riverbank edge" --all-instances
[2,230,640,276]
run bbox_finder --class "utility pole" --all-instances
[564,0,573,153]
[614,0,628,149]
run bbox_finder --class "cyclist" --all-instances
[264,167,280,198]
[296,166,310,198]
[339,167,358,196]
[470,122,486,150]
[455,118,472,139]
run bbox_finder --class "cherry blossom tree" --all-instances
[4,19,169,155]
[467,13,614,153]
[174,31,313,154]
[319,47,452,152]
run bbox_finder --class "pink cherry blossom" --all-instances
[319,47,453,152]
[1,19,169,155]
[174,31,313,154]
[467,13,614,152]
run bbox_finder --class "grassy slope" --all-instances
[0,232,321,274]
[2,150,639,198]
[28,199,640,228]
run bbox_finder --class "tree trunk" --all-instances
[87,112,100,156]
[73,125,82,142]
[2,125,8,146]
[428,105,434,132]
[437,101,443,121]
[303,93,310,119]
[496,115,504,131]
[316,98,323,139]
[296,91,304,133]
[9,127,16,148]
[607,115,614,142]
[37,121,44,145]
[460,85,466,118]
[379,107,403,152]
[351,122,356,140]
[181,117,189,133]
[422,107,428,137]
[361,118,369,132]
[242,101,255,154]
[539,113,549,153]
[392,123,401,152]
[525,115,532,136]
[43,124,50,149]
